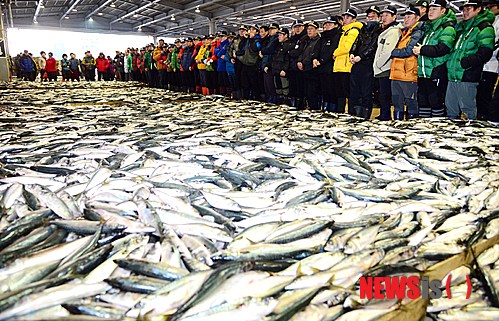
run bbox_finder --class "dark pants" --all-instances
[199,69,207,87]
[241,64,260,100]
[98,71,107,81]
[264,70,276,99]
[207,71,216,93]
[334,72,350,113]
[288,70,304,99]
[319,73,336,103]
[418,77,447,118]
[84,67,95,81]
[148,69,158,88]
[488,80,499,122]
[218,71,229,94]
[227,72,236,94]
[350,62,374,117]
[47,71,57,81]
[303,70,320,110]
[62,70,71,81]
[159,69,167,89]
[70,69,80,81]
[477,71,498,120]
[378,76,392,120]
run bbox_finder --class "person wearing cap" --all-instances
[124,49,133,82]
[349,6,383,118]
[180,38,195,93]
[60,54,70,82]
[477,0,499,120]
[413,0,456,118]
[19,51,33,81]
[191,37,203,94]
[96,52,110,81]
[205,35,219,95]
[143,44,155,87]
[313,16,342,112]
[114,50,125,81]
[228,25,248,99]
[45,52,57,81]
[445,0,495,120]
[389,6,424,120]
[373,5,402,120]
[288,19,308,108]
[223,32,237,98]
[131,48,141,82]
[68,53,81,82]
[413,0,430,21]
[261,23,280,103]
[195,37,210,95]
[37,51,47,82]
[156,45,169,89]
[297,20,322,110]
[272,27,293,104]
[82,51,96,81]
[237,24,262,100]
[333,9,364,114]
[215,31,230,96]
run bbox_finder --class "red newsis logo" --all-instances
[359,275,472,300]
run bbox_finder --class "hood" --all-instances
[343,21,364,32]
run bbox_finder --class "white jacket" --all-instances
[373,23,402,77]
[483,14,499,74]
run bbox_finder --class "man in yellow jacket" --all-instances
[195,36,209,95]
[333,8,364,113]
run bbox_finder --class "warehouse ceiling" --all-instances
[2,0,467,37]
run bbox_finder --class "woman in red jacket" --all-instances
[96,53,110,81]
[45,52,58,81]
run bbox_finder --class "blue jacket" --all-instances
[19,55,35,72]
[260,34,279,69]
[181,45,194,71]
[215,39,229,72]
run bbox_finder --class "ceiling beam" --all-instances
[85,0,112,19]
[60,0,85,21]
[110,0,160,24]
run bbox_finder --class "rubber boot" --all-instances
[337,98,346,113]
[362,107,372,120]
[196,86,202,94]
[394,111,405,120]
[296,98,304,110]
[353,105,363,117]
[202,87,209,96]
[322,102,330,111]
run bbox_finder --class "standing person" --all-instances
[445,0,495,120]
[224,32,237,98]
[390,6,424,120]
[192,36,203,94]
[107,56,115,81]
[181,38,195,93]
[82,51,96,81]
[124,49,133,82]
[229,26,248,99]
[272,28,294,104]
[38,51,47,82]
[69,53,80,82]
[288,19,307,108]
[261,23,280,103]
[413,0,456,118]
[45,52,57,81]
[297,21,322,110]
[61,54,71,82]
[373,5,401,120]
[334,8,364,114]
[114,50,125,81]
[350,6,383,118]
[477,0,499,120]
[215,31,230,96]
[96,53,109,81]
[172,39,182,91]
[258,26,270,101]
[143,44,153,87]
[313,16,342,112]
[238,25,262,100]
[205,35,218,95]
[414,0,430,21]
[196,36,209,95]
[19,50,36,81]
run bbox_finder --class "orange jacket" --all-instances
[390,22,423,83]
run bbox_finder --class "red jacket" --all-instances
[96,57,110,73]
[45,57,57,72]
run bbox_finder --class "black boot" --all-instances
[289,97,296,107]
[394,111,405,120]
[322,102,330,111]
[362,107,372,119]
[296,98,304,110]
[353,105,363,117]
[309,101,320,111]
[406,113,418,120]
[337,98,346,113]
[327,103,338,113]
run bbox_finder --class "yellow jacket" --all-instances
[153,46,164,70]
[195,45,207,70]
[333,21,363,73]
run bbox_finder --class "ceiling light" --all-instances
[138,27,142,31]
[290,5,296,9]
[223,22,227,25]
[189,27,194,30]
[72,9,77,12]
[300,15,305,19]
[133,14,138,17]
[110,3,116,7]
[88,17,93,21]
[64,16,69,19]
[253,16,258,19]
[195,6,200,13]
[171,14,175,21]
[237,17,242,20]
[233,24,237,27]
[98,12,103,15]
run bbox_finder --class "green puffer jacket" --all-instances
[447,9,495,82]
[171,48,180,71]
[418,9,457,79]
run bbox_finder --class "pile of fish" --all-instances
[0,80,498,321]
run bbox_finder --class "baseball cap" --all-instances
[269,22,280,29]
[366,5,381,14]
[429,0,447,7]
[325,16,341,24]
[277,27,290,36]
[228,31,237,37]
[239,25,248,31]
[413,0,430,7]
[306,20,320,28]
[343,8,358,18]
[402,6,421,15]
[460,0,482,8]
[292,19,305,27]
[174,39,181,43]
[219,31,228,36]
[381,5,398,14]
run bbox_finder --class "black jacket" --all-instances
[298,35,321,72]
[288,32,308,71]
[271,40,294,75]
[313,27,341,74]
[350,21,383,64]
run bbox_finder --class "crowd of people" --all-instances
[13,0,499,121]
